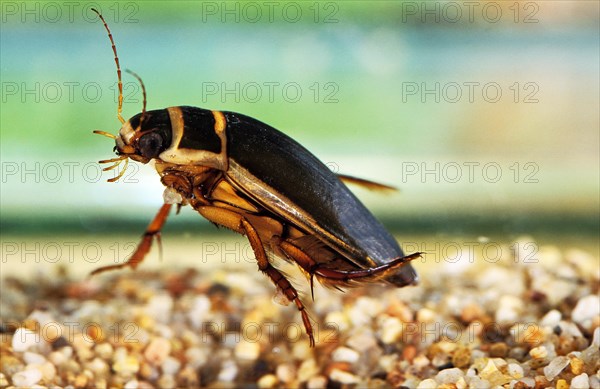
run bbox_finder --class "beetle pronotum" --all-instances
[91,9,421,346]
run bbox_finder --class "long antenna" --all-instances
[126,69,147,124]
[92,8,125,124]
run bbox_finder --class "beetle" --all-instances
[90,9,420,346]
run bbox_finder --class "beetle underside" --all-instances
[92,163,420,346]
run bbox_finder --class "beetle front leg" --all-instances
[197,206,315,347]
[90,203,173,276]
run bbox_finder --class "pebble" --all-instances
[145,294,174,322]
[379,316,403,344]
[329,368,359,384]
[94,342,114,359]
[452,347,471,368]
[416,378,438,389]
[507,363,524,379]
[23,351,46,365]
[544,356,570,380]
[570,356,585,375]
[234,340,260,361]
[113,355,140,376]
[495,295,524,326]
[0,373,7,387]
[11,368,43,387]
[557,379,569,389]
[435,368,464,384]
[572,295,600,329]
[218,360,238,382]
[144,337,171,365]
[188,295,211,329]
[12,328,43,352]
[331,346,360,364]
[306,375,327,389]
[276,363,297,384]
[529,345,548,359]
[161,356,181,376]
[541,309,563,328]
[479,359,511,386]
[297,359,319,382]
[257,374,278,388]
[572,373,590,389]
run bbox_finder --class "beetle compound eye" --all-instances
[138,131,165,159]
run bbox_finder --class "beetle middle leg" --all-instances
[90,203,172,276]
[197,206,316,347]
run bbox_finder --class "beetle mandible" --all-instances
[90,9,420,346]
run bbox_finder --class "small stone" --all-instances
[257,374,278,388]
[416,378,437,389]
[544,356,570,380]
[0,355,24,376]
[417,308,436,323]
[541,309,562,328]
[507,363,523,379]
[479,359,511,386]
[185,347,208,369]
[495,295,524,326]
[331,346,360,364]
[12,328,42,352]
[144,337,171,365]
[234,340,260,361]
[329,368,359,384]
[435,368,464,384]
[461,303,485,323]
[113,355,140,376]
[0,373,8,387]
[88,357,109,376]
[298,358,319,382]
[452,347,471,368]
[23,351,46,365]
[570,356,585,375]
[145,294,174,322]
[157,374,176,388]
[572,295,600,328]
[11,368,43,387]
[218,360,238,382]
[95,342,114,359]
[38,361,56,381]
[346,330,377,352]
[380,316,403,344]
[161,356,181,376]
[556,379,569,389]
[572,373,590,389]
[188,295,211,329]
[276,363,297,384]
[529,345,548,359]
[489,342,509,358]
[306,375,327,389]
[74,372,89,388]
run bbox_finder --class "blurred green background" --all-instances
[1,1,598,275]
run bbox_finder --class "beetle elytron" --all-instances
[91,9,420,346]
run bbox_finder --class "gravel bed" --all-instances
[0,238,598,388]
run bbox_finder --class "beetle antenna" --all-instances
[125,69,147,124]
[92,8,125,125]
[92,130,117,139]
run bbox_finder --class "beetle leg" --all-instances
[196,206,315,347]
[280,240,421,286]
[90,203,173,276]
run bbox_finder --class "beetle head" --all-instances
[115,110,172,164]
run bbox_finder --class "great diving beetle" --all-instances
[90,9,420,346]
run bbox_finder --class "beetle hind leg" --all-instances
[279,240,421,290]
